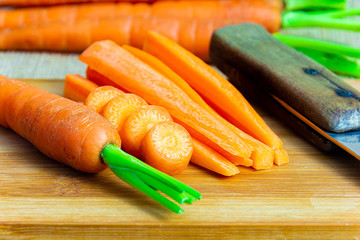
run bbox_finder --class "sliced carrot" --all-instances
[63,74,98,103]
[274,148,289,166]
[141,121,192,176]
[120,105,172,158]
[101,93,148,132]
[191,139,239,177]
[86,67,123,89]
[79,40,252,163]
[143,31,283,151]
[84,85,124,113]
[125,44,274,169]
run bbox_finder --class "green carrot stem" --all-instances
[296,48,360,78]
[284,0,346,11]
[273,33,360,58]
[101,144,201,213]
[282,9,360,31]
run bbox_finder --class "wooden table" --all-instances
[1,78,360,239]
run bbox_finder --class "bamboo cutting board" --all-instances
[1,78,360,239]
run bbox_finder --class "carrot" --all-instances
[79,40,252,165]
[191,139,239,176]
[143,31,285,153]
[0,0,157,6]
[0,0,282,33]
[0,75,201,213]
[84,85,124,113]
[124,45,274,169]
[64,78,240,176]
[120,105,172,158]
[101,93,148,132]
[0,75,121,173]
[0,15,278,61]
[141,121,192,176]
[86,67,122,89]
[63,74,98,102]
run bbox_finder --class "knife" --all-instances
[209,23,360,160]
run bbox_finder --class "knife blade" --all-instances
[209,23,360,159]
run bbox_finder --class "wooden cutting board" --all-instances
[1,78,360,239]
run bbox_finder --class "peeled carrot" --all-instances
[79,40,252,164]
[124,45,275,169]
[101,93,148,132]
[86,67,122,89]
[120,105,172,158]
[63,74,98,102]
[0,75,121,173]
[64,77,240,176]
[0,0,282,32]
[84,85,124,113]
[141,121,193,176]
[143,31,285,153]
[0,15,278,61]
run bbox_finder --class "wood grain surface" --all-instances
[1,78,360,239]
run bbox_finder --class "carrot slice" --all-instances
[86,67,124,90]
[101,93,148,132]
[191,139,240,177]
[141,121,192,176]
[120,105,172,158]
[79,40,252,164]
[63,74,98,103]
[274,148,289,166]
[84,85,124,113]
[124,44,275,169]
[143,31,283,151]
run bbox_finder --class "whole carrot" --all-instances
[0,0,282,33]
[0,75,201,213]
[0,0,280,60]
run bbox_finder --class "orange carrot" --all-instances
[84,85,124,113]
[191,139,240,176]
[0,75,121,173]
[86,67,122,89]
[0,0,158,7]
[64,76,240,176]
[141,121,193,175]
[63,74,98,102]
[101,93,148,132]
[124,45,274,169]
[143,31,284,152]
[0,15,278,61]
[0,0,282,33]
[120,105,172,158]
[79,40,252,164]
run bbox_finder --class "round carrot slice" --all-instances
[120,105,172,158]
[141,122,193,175]
[101,93,148,132]
[84,86,124,113]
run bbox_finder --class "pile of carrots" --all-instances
[0,0,282,61]
[63,31,289,177]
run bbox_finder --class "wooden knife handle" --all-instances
[210,23,360,133]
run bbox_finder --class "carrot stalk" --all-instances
[79,40,252,163]
[284,0,345,11]
[143,32,284,152]
[0,75,201,213]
